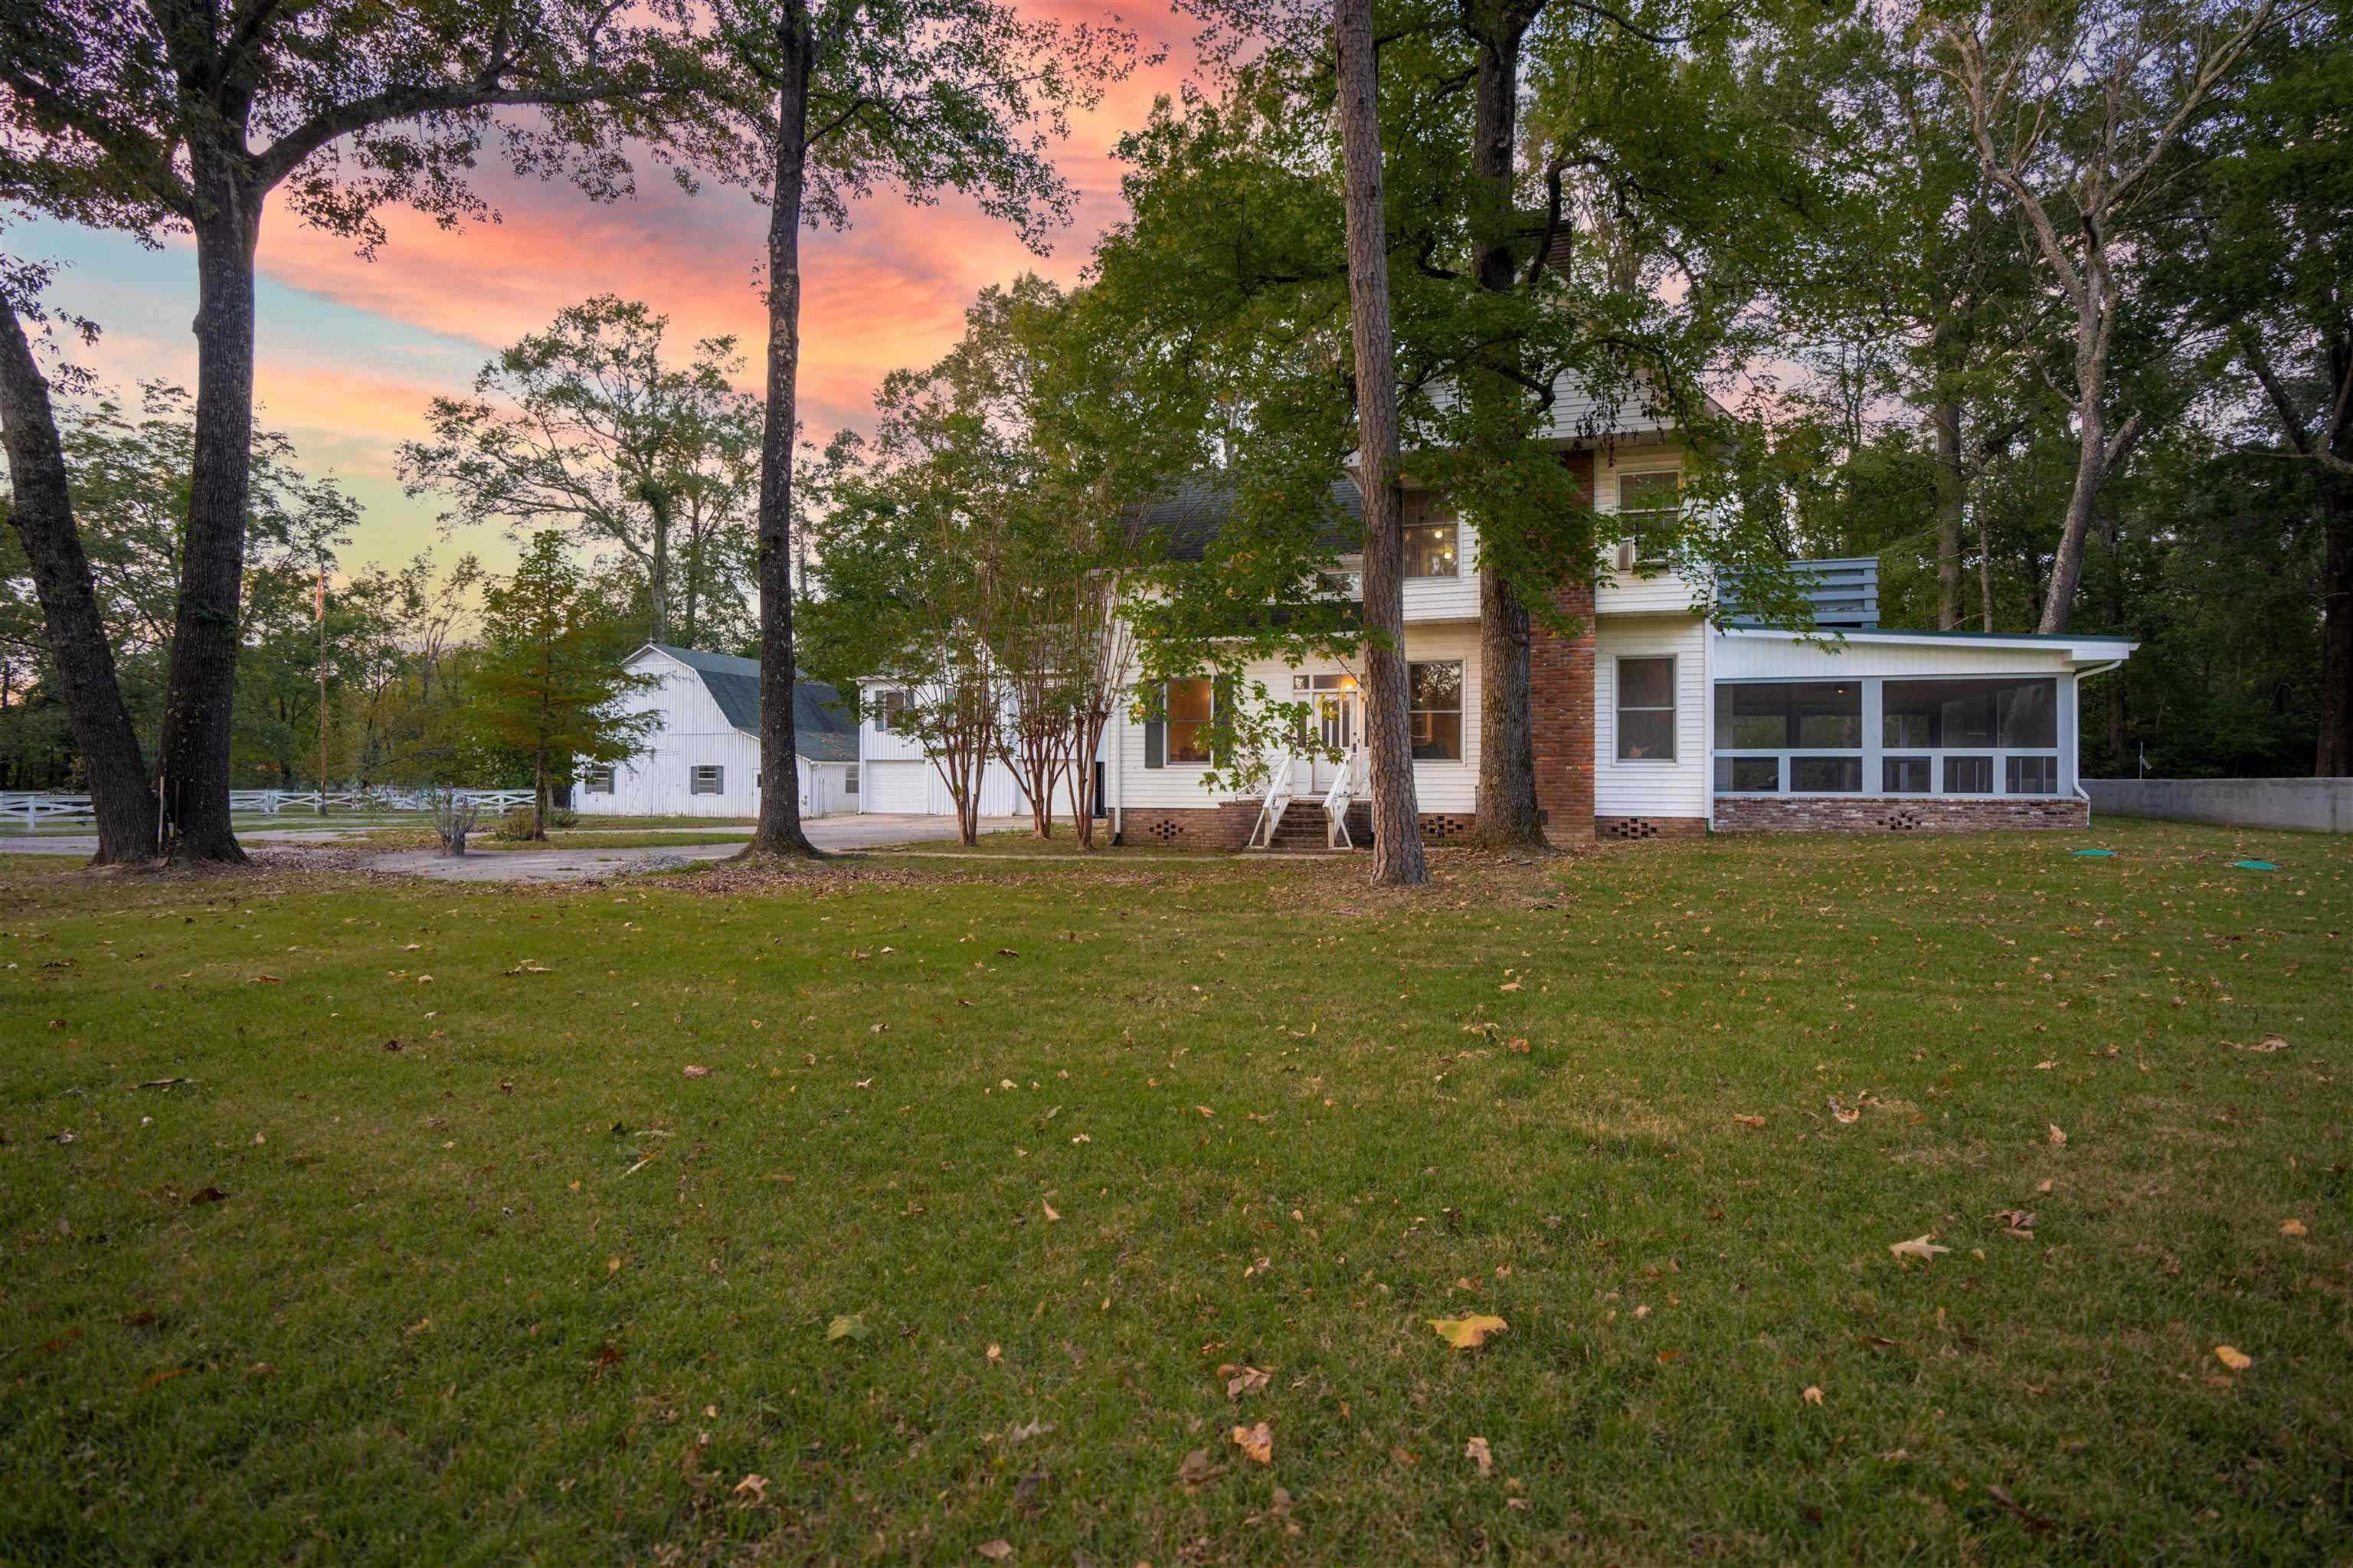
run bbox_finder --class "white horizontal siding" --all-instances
[1111,627,1483,813]
[580,651,765,818]
[1593,445,1701,614]
[1713,631,2080,681]
[1595,616,1709,819]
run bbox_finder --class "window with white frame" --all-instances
[1617,470,1680,560]
[878,689,908,729]
[1408,661,1463,760]
[1715,676,2061,797]
[1402,493,1460,578]
[584,765,616,794]
[689,764,724,795]
[843,764,859,796]
[1615,656,1676,761]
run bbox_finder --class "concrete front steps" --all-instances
[1248,800,1356,853]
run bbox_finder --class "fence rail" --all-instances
[2,787,537,828]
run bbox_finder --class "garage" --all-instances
[865,761,933,815]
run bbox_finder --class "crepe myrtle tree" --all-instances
[699,0,1144,859]
[0,0,718,861]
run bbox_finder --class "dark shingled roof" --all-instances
[646,645,859,762]
[1138,474,1363,561]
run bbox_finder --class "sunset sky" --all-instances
[11,4,1207,580]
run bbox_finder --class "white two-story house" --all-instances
[1095,394,2135,849]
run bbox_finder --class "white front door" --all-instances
[1304,675,1358,794]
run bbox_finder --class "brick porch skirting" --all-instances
[1712,796,2089,833]
[1119,804,1489,849]
[1596,815,1707,841]
[1118,802,1261,849]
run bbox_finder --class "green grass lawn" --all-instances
[3,819,2348,1565]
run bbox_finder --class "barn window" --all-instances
[690,765,724,795]
[584,766,615,794]
[843,764,859,795]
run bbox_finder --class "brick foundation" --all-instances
[1711,796,2089,833]
[1596,815,1707,841]
[1119,802,1260,848]
[1531,458,1599,846]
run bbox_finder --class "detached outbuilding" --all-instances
[578,644,860,820]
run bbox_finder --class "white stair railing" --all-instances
[1323,748,1360,849]
[1246,756,1298,849]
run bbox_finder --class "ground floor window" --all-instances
[690,764,724,795]
[1408,660,1463,760]
[1616,656,1677,761]
[843,764,859,796]
[1166,678,1214,764]
[1714,676,2062,798]
[584,765,615,794]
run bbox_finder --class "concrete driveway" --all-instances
[2,814,1029,882]
[362,813,1027,882]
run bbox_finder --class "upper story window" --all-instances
[877,689,908,730]
[1617,470,1680,560]
[1401,493,1460,579]
[1166,677,1215,764]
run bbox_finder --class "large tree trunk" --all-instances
[2319,473,2352,776]
[159,181,260,863]
[745,2,819,859]
[1464,0,1546,848]
[1931,385,1965,630]
[2038,401,2104,635]
[0,309,159,865]
[1335,0,1427,887]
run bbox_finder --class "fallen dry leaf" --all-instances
[2214,1345,2253,1372]
[1888,1233,1951,1263]
[2047,1123,2067,1146]
[1428,1314,1508,1350]
[2280,1219,2307,1238]
[1733,1114,1766,1128]
[1231,1421,1272,1465]
[1802,1385,1824,1406]
[975,1540,1013,1561]
[1177,1447,1225,1488]
[733,1474,769,1504]
[1829,1097,1860,1124]
[1219,1363,1271,1400]
[1042,1199,1060,1223]
[682,1065,712,1079]
[1464,1435,1493,1476]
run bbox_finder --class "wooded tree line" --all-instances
[0,369,665,804]
[2,0,2344,876]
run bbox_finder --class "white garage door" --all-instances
[866,761,932,814]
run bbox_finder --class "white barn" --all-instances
[578,644,861,820]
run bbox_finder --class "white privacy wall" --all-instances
[1594,614,1710,819]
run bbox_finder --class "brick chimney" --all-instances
[1530,450,1598,841]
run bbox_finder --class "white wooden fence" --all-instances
[1,787,536,828]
